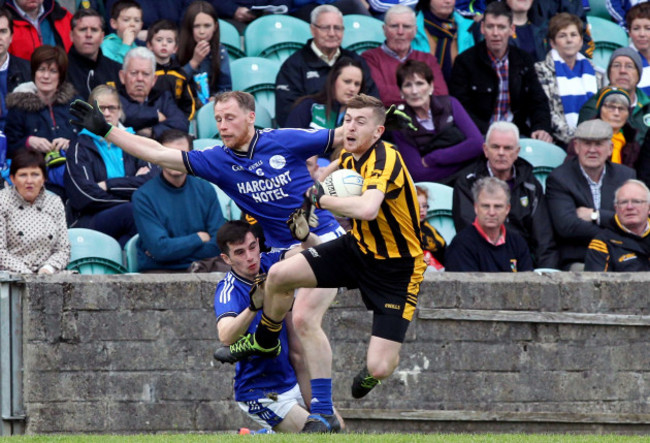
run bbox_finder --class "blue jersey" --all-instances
[183,128,340,248]
[214,251,296,402]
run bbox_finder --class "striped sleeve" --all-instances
[584,238,610,271]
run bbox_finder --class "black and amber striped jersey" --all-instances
[584,215,650,272]
[154,63,197,120]
[340,140,423,260]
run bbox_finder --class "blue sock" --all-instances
[309,378,333,415]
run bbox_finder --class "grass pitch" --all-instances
[2,434,650,442]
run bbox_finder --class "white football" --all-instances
[322,169,364,198]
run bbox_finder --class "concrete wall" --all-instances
[15,273,650,434]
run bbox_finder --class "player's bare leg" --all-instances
[273,404,310,433]
[266,255,341,432]
[291,287,336,379]
[352,336,402,399]
[263,254,317,321]
[285,312,311,406]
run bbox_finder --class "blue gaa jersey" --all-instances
[182,128,340,248]
[214,251,296,402]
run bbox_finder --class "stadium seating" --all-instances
[244,15,311,63]
[342,14,384,54]
[219,19,245,61]
[195,103,219,139]
[518,138,567,191]
[231,57,281,121]
[588,16,629,70]
[415,181,456,244]
[212,184,242,221]
[534,268,561,274]
[586,0,614,21]
[124,234,139,273]
[254,104,274,130]
[193,138,222,150]
[67,228,126,274]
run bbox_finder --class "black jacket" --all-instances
[153,58,197,120]
[546,157,636,269]
[0,54,30,130]
[64,131,159,226]
[7,55,30,93]
[449,41,551,136]
[275,39,379,127]
[453,156,559,268]
[118,84,189,138]
[584,215,650,272]
[445,224,534,272]
[67,46,121,100]
[5,82,79,157]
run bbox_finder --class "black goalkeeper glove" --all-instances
[249,273,267,311]
[287,208,314,242]
[305,180,325,209]
[69,99,113,138]
[384,104,417,132]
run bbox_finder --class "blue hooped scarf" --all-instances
[552,49,598,128]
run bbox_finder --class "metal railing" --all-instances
[0,273,24,435]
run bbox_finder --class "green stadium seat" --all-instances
[231,57,281,120]
[195,103,218,139]
[534,268,561,274]
[124,234,139,273]
[586,0,615,22]
[193,138,222,151]
[244,15,311,63]
[518,138,567,191]
[587,16,629,70]
[342,14,384,54]
[211,184,242,221]
[219,19,245,61]
[415,181,456,244]
[254,104,274,130]
[67,228,126,274]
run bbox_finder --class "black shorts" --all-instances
[301,233,425,343]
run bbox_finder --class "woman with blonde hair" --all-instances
[64,85,159,246]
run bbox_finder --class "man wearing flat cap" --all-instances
[578,47,650,143]
[546,119,637,270]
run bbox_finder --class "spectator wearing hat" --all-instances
[584,179,650,272]
[597,87,641,168]
[546,119,636,270]
[578,47,650,144]
[570,88,643,170]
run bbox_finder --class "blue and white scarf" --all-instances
[553,49,598,128]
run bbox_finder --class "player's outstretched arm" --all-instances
[70,100,187,173]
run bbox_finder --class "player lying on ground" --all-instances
[214,94,426,433]
[214,220,344,433]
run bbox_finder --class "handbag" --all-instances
[418,122,467,155]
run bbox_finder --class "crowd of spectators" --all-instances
[0,0,649,275]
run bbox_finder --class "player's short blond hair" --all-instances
[214,91,256,113]
[346,94,386,126]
